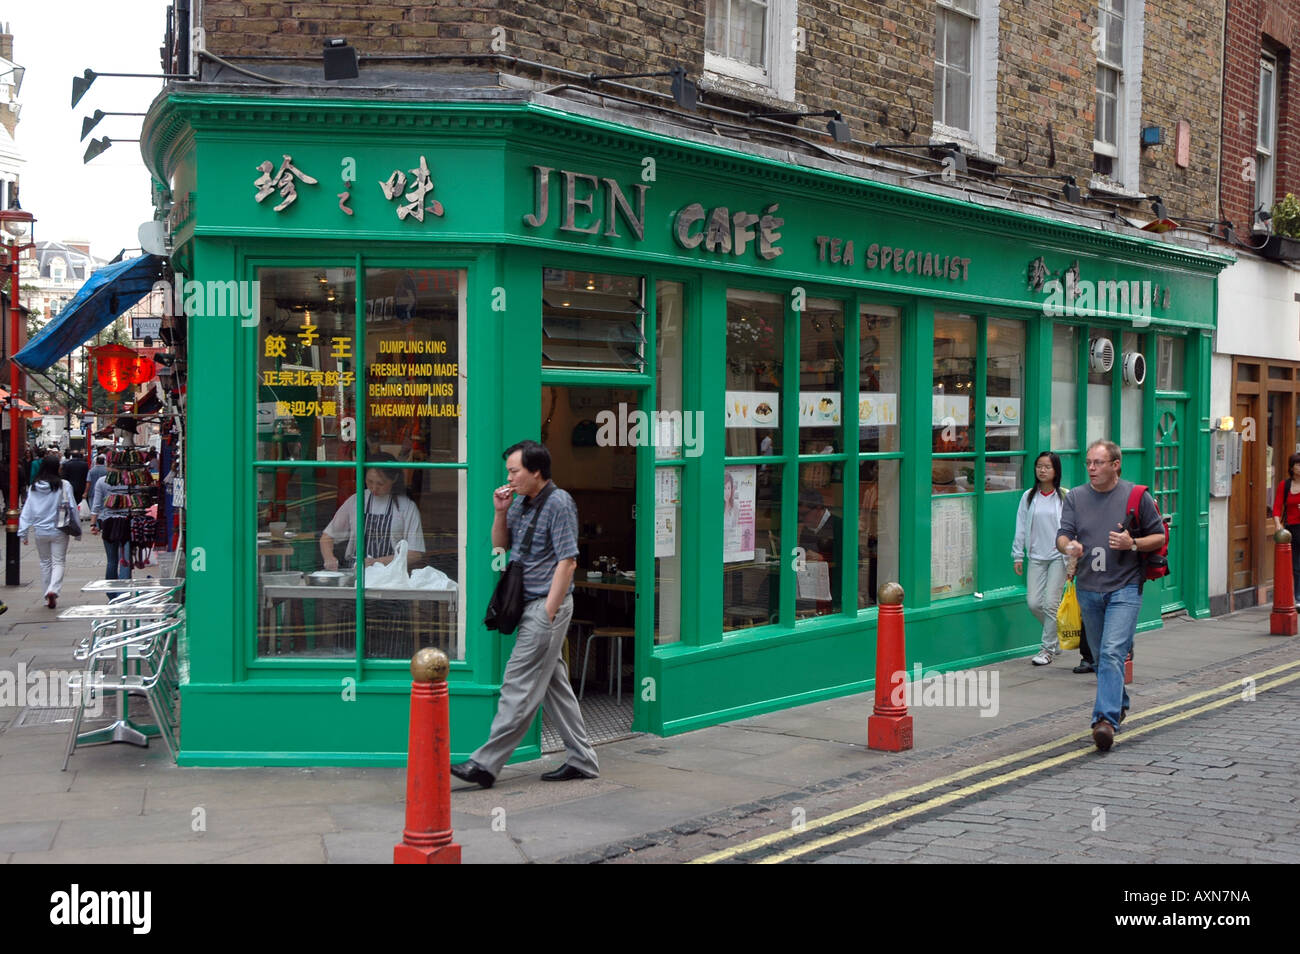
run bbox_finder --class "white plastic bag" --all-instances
[78,499,92,521]
[363,540,410,589]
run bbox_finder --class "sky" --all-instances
[4,1,173,261]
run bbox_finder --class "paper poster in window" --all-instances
[723,465,756,563]
[930,495,975,599]
[655,505,677,558]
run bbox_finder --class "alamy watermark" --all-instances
[594,403,704,457]
[890,663,1000,718]
[153,278,261,326]
[0,663,103,717]
[1041,272,1161,326]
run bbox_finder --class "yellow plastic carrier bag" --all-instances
[1056,579,1082,651]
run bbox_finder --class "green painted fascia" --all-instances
[142,92,1232,318]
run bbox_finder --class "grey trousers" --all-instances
[470,594,599,778]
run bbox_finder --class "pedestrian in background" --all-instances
[1273,451,1300,604]
[19,455,78,609]
[90,465,134,596]
[1013,451,1068,666]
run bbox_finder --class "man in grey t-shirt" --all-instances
[1058,439,1166,752]
[451,440,598,788]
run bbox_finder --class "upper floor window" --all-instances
[1257,53,1279,216]
[933,0,1000,156]
[705,0,797,101]
[1093,0,1144,191]
[50,258,66,284]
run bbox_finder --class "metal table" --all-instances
[59,602,183,748]
[82,577,184,593]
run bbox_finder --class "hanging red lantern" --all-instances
[92,344,140,393]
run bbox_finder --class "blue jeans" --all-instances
[1075,583,1140,729]
[102,537,132,595]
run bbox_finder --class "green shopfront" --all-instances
[142,89,1229,765]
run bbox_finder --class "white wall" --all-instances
[1216,256,1300,361]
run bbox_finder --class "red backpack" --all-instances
[1126,484,1169,590]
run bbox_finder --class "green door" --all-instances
[1154,401,1184,613]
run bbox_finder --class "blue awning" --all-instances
[12,253,167,372]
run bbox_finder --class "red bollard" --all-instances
[1270,529,1298,636]
[1124,652,1133,685]
[394,648,462,865]
[868,582,913,751]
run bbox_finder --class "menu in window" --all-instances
[930,496,975,598]
[723,465,756,563]
[932,394,970,427]
[725,391,779,429]
[857,392,897,426]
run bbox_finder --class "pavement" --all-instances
[2,538,1297,863]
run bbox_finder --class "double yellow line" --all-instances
[690,659,1300,864]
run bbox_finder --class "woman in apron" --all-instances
[320,466,425,657]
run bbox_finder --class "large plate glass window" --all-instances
[256,268,357,462]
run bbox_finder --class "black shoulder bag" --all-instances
[484,483,554,634]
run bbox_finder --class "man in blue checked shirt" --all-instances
[451,440,599,788]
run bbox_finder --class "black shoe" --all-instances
[450,760,495,789]
[1072,661,1095,674]
[540,763,597,782]
[1091,719,1115,752]
[1120,707,1128,724]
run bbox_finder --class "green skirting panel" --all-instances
[177,680,541,767]
[179,591,1165,765]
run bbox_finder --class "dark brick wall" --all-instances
[1220,0,1300,230]
[203,1,1222,218]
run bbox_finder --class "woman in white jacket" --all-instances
[19,455,78,608]
[1012,451,1068,666]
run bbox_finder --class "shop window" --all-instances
[704,0,798,101]
[796,463,842,618]
[985,317,1024,490]
[655,281,686,645]
[257,268,358,462]
[726,290,784,456]
[1052,325,1078,450]
[364,269,465,465]
[859,305,901,453]
[933,313,975,453]
[723,463,781,631]
[1120,330,1144,449]
[254,466,466,661]
[1086,330,1113,446]
[1157,335,1184,390]
[858,459,900,608]
[541,269,645,372]
[799,299,844,453]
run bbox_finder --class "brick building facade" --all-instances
[199,0,1223,222]
[1220,0,1300,230]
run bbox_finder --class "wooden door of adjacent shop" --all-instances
[1229,393,1259,605]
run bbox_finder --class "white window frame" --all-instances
[1091,0,1144,193]
[1257,53,1279,215]
[703,0,798,102]
[931,0,1001,159]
